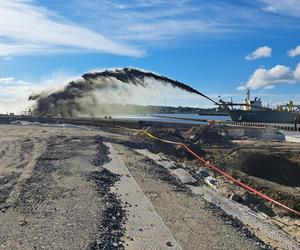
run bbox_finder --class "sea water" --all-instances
[107,113,230,125]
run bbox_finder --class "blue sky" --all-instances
[1,0,300,112]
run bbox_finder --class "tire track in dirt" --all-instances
[14,135,81,213]
[0,140,22,169]
[0,137,41,209]
[0,137,35,170]
[0,172,20,205]
[0,132,105,249]
[5,138,47,208]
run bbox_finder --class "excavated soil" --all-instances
[225,149,300,187]
[218,148,300,212]
[131,125,300,216]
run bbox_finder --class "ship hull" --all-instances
[229,110,299,123]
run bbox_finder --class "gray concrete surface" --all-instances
[105,143,181,249]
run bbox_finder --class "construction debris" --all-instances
[170,168,197,184]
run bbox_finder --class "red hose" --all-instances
[141,130,300,216]
[180,143,300,216]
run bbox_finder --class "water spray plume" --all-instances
[30,67,216,116]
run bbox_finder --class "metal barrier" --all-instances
[228,121,300,132]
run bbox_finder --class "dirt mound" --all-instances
[183,125,232,146]
[220,149,300,213]
[229,150,300,187]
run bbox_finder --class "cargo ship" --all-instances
[219,90,300,123]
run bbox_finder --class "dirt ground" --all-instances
[0,123,299,249]
[131,126,300,213]
[129,125,300,243]
[112,143,265,249]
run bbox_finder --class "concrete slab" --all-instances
[134,149,176,169]
[134,149,163,162]
[170,168,197,184]
[105,143,181,250]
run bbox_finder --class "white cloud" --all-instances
[0,76,30,85]
[245,46,272,60]
[294,63,300,79]
[0,71,78,114]
[0,43,49,57]
[0,77,15,84]
[0,0,142,57]
[0,0,295,58]
[0,77,35,114]
[67,0,258,44]
[238,64,300,90]
[287,45,300,57]
[259,0,300,18]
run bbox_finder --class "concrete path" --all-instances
[104,143,182,250]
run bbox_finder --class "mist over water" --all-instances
[29,68,212,117]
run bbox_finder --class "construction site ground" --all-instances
[0,123,299,250]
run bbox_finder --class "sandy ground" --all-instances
[112,143,263,249]
[0,124,299,249]
[0,125,113,249]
